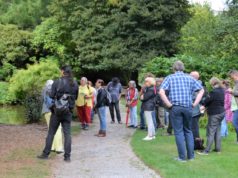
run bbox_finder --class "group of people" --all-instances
[37,60,238,163]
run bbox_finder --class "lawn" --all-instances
[131,128,238,178]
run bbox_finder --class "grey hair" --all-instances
[228,70,238,76]
[81,77,88,83]
[173,60,185,72]
[129,80,136,88]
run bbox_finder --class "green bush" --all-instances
[0,62,16,81]
[8,58,60,123]
[0,82,15,104]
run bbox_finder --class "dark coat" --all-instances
[95,88,107,108]
[141,86,156,111]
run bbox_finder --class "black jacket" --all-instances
[204,87,225,115]
[50,76,78,110]
[141,86,156,111]
[95,88,107,108]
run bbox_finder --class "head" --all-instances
[144,72,155,79]
[45,79,54,91]
[144,77,155,87]
[210,77,222,88]
[95,79,104,89]
[87,81,93,87]
[190,71,200,80]
[60,65,73,77]
[112,77,120,85]
[156,78,164,86]
[222,80,230,89]
[80,77,88,86]
[128,80,136,89]
[173,60,185,72]
[228,70,238,81]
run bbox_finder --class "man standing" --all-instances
[107,77,122,124]
[160,61,204,162]
[155,78,165,128]
[37,66,78,162]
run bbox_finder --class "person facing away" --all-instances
[198,77,225,155]
[126,80,139,128]
[94,79,108,137]
[41,80,64,154]
[76,77,94,130]
[37,65,78,162]
[228,70,238,143]
[107,77,122,124]
[160,60,204,162]
[88,81,97,122]
[140,77,157,141]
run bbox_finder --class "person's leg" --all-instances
[109,103,115,122]
[98,107,107,136]
[61,112,72,159]
[215,113,224,151]
[129,107,134,126]
[170,106,186,160]
[134,106,138,127]
[233,110,238,141]
[183,108,194,160]
[155,106,160,127]
[42,113,60,156]
[130,106,137,127]
[115,101,122,122]
[167,113,173,134]
[77,106,85,127]
[140,108,146,129]
[158,106,165,127]
[192,116,200,139]
[145,111,154,137]
[152,111,157,129]
[221,117,227,137]
[84,106,92,125]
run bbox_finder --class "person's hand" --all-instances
[85,95,90,99]
[140,95,144,100]
[200,106,205,112]
[227,88,233,94]
[167,103,173,109]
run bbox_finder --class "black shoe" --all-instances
[81,124,85,129]
[64,157,71,162]
[140,127,146,130]
[128,125,134,128]
[56,151,64,154]
[37,154,48,160]
[118,121,122,124]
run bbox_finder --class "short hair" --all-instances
[144,72,155,79]
[145,77,156,86]
[210,77,222,87]
[173,60,185,72]
[228,70,238,76]
[81,77,88,83]
[96,79,104,86]
[129,80,136,88]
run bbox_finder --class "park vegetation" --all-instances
[0,0,238,122]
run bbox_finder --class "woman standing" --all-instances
[94,79,107,137]
[76,77,93,130]
[198,77,225,155]
[140,77,156,141]
[41,80,64,153]
[126,81,139,128]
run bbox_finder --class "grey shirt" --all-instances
[107,82,122,103]
[41,87,51,115]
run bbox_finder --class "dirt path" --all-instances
[53,107,160,178]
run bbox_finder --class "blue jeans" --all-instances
[140,108,146,128]
[232,110,238,141]
[221,117,228,137]
[169,106,194,160]
[129,106,138,127]
[98,107,107,131]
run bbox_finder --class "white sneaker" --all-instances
[152,136,156,139]
[143,136,153,141]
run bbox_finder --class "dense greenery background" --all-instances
[0,0,238,121]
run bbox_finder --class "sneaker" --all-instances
[81,124,85,129]
[152,136,156,139]
[37,154,48,160]
[118,121,123,124]
[197,151,209,156]
[84,125,89,130]
[143,136,153,141]
[111,121,115,124]
[140,127,146,130]
[174,157,187,163]
[64,157,71,162]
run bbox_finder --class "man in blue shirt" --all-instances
[160,61,204,162]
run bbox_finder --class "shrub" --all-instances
[0,62,16,81]
[0,82,15,104]
[8,58,60,123]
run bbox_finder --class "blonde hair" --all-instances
[145,77,156,86]
[210,77,222,88]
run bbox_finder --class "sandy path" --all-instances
[53,106,160,178]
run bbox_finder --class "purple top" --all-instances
[224,89,233,122]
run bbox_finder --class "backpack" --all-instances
[54,79,71,115]
[104,89,112,106]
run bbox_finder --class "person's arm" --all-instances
[159,89,173,108]
[203,91,214,107]
[118,84,122,100]
[50,80,58,99]
[193,89,204,107]
[141,88,155,101]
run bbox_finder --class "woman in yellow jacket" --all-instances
[41,80,64,153]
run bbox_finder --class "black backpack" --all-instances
[54,79,71,115]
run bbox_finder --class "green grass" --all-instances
[131,129,238,178]
[71,124,81,135]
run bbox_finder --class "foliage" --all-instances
[0,0,51,29]
[9,58,59,101]
[0,82,15,104]
[0,62,16,81]
[0,24,32,69]
[38,0,191,79]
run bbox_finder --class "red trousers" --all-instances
[77,106,91,124]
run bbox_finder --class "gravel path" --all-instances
[53,106,160,178]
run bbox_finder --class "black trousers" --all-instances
[43,112,72,158]
[191,115,201,139]
[109,101,121,122]
[167,113,173,134]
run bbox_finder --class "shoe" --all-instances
[37,154,48,160]
[81,124,85,129]
[84,125,89,130]
[143,136,153,141]
[118,121,122,124]
[152,136,156,139]
[64,157,71,162]
[98,133,106,137]
[56,151,64,154]
[140,127,146,130]
[174,157,187,163]
[128,125,134,128]
[188,158,195,161]
[197,151,209,155]
[111,121,115,124]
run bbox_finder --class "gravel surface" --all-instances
[53,107,160,178]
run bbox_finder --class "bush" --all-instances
[0,82,15,104]
[0,62,16,81]
[8,58,60,122]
